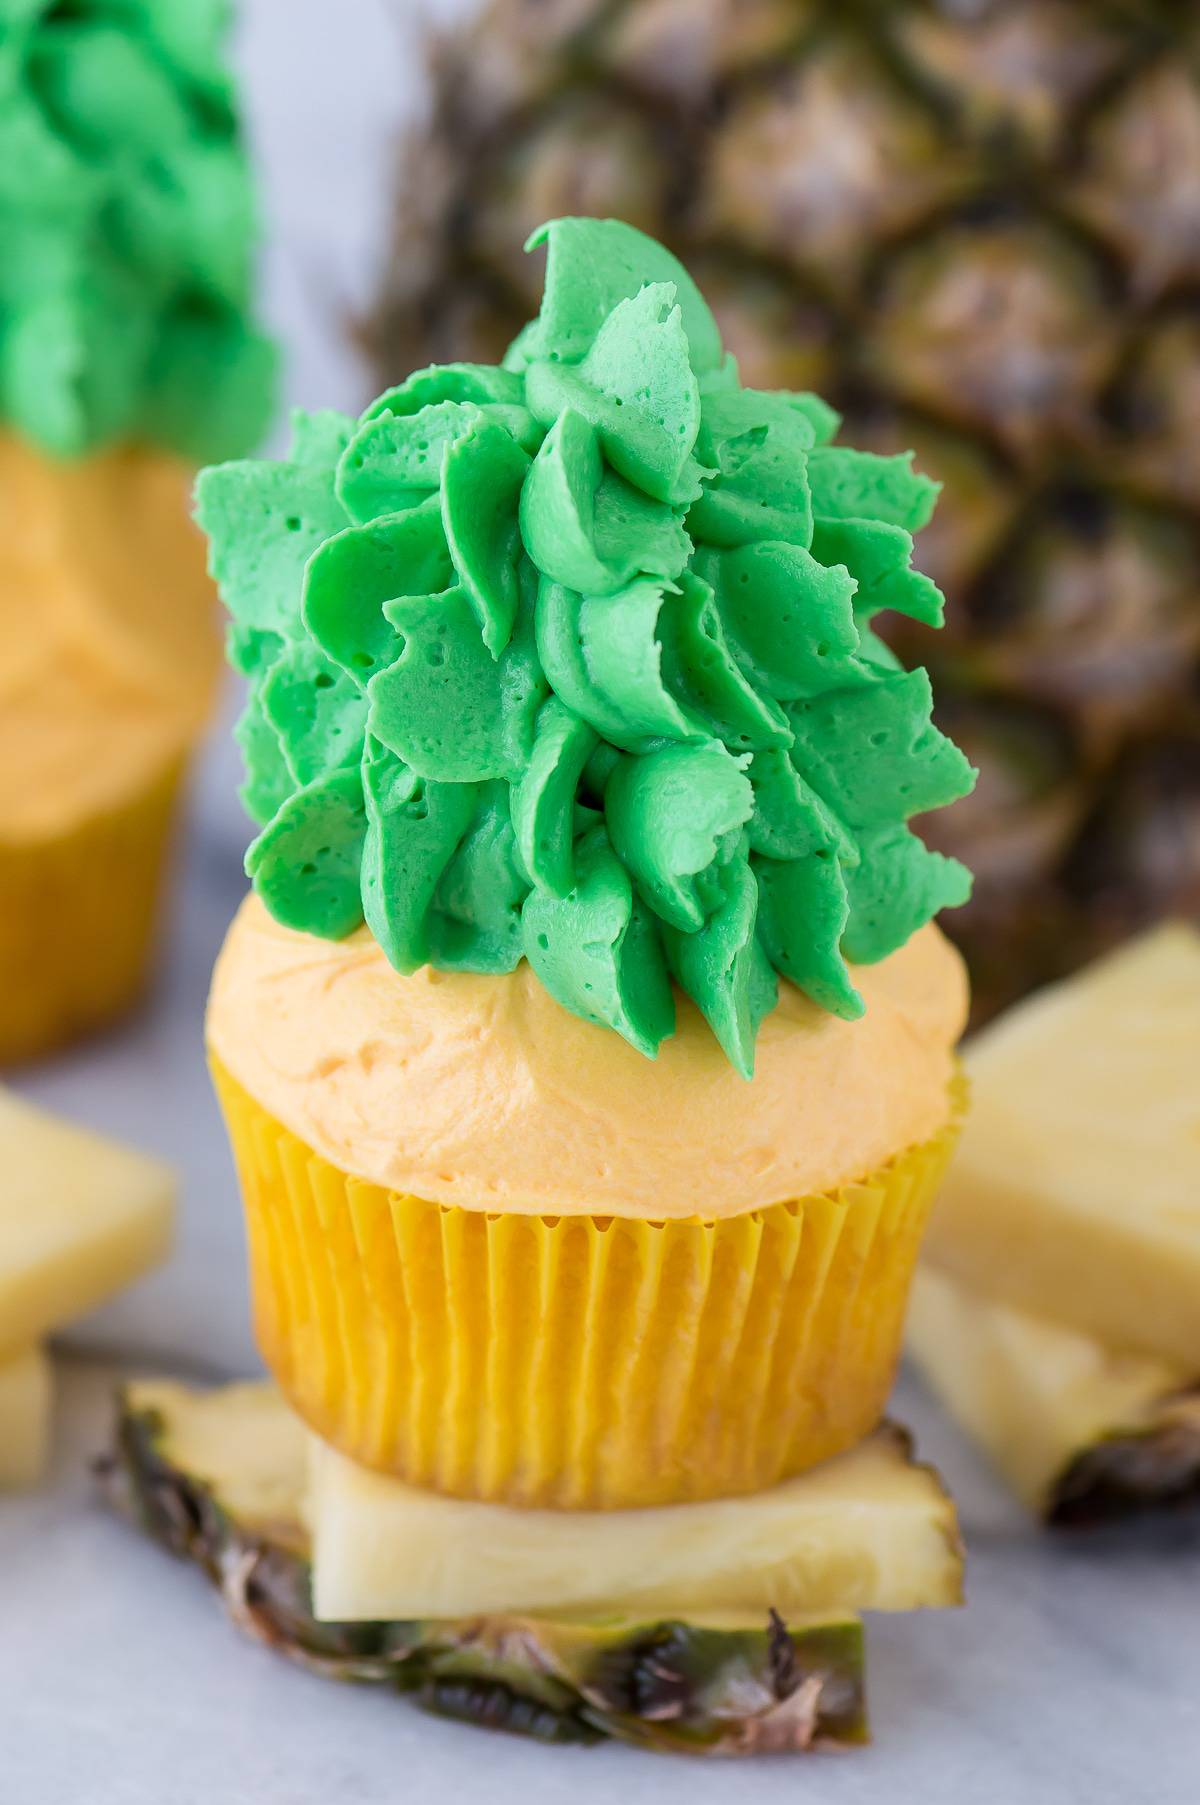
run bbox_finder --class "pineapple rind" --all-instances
[372,0,1200,1026]
[0,1345,51,1489]
[908,1265,1200,1524]
[105,1379,869,1754]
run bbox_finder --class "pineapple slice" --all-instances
[106,1380,870,1754]
[0,1346,51,1489]
[309,1423,962,1624]
[0,1086,175,1354]
[908,1266,1200,1524]
[924,924,1200,1367]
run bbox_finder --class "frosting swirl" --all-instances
[0,0,274,460]
[197,218,974,1075]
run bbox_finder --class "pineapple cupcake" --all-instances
[0,0,274,1063]
[201,218,974,1510]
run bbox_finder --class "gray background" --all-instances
[5,4,1200,1800]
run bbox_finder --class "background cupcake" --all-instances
[201,216,974,1509]
[0,0,275,1064]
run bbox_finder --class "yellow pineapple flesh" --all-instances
[0,1085,175,1355]
[924,924,1200,1367]
[309,1425,962,1624]
[907,1267,1200,1523]
[0,1345,51,1489]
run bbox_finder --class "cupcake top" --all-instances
[0,0,274,462]
[198,218,974,1077]
[209,894,967,1217]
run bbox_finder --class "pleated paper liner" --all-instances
[212,1056,965,1511]
[0,756,184,1065]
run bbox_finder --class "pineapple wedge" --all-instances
[310,1423,962,1624]
[923,925,1200,1367]
[908,1267,1200,1525]
[105,1380,870,1754]
[0,1345,51,1488]
[0,1086,175,1354]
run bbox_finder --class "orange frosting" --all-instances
[0,432,220,840]
[208,893,968,1219]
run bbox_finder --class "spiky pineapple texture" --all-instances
[371,0,1200,1020]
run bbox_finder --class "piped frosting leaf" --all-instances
[699,541,864,699]
[689,387,816,549]
[361,749,478,973]
[606,741,752,932]
[518,217,723,376]
[194,410,351,644]
[201,216,974,1073]
[522,828,676,1059]
[302,499,451,685]
[426,785,530,974]
[244,767,366,942]
[511,698,599,897]
[520,408,690,596]
[442,416,530,656]
[664,857,778,1079]
[807,448,940,532]
[526,282,705,505]
[258,641,367,787]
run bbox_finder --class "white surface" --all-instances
[7,2,1200,1798]
[3,1361,1199,1804]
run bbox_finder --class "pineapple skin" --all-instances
[908,1266,1200,1525]
[103,1381,868,1754]
[0,1346,51,1490]
[371,0,1200,1023]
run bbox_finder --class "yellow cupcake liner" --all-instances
[213,1055,965,1510]
[0,757,185,1065]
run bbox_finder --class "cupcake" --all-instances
[200,217,973,1510]
[0,0,275,1063]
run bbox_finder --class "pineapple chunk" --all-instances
[0,1345,51,1488]
[108,1380,870,1755]
[309,1425,962,1623]
[908,1266,1200,1523]
[924,924,1200,1367]
[0,1086,175,1355]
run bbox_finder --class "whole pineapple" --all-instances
[371,0,1200,1021]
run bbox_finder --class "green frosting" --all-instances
[197,219,975,1077]
[0,0,274,459]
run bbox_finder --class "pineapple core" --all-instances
[0,1345,51,1488]
[0,1086,175,1355]
[924,924,1200,1367]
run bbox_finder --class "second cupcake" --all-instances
[0,2,275,1062]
